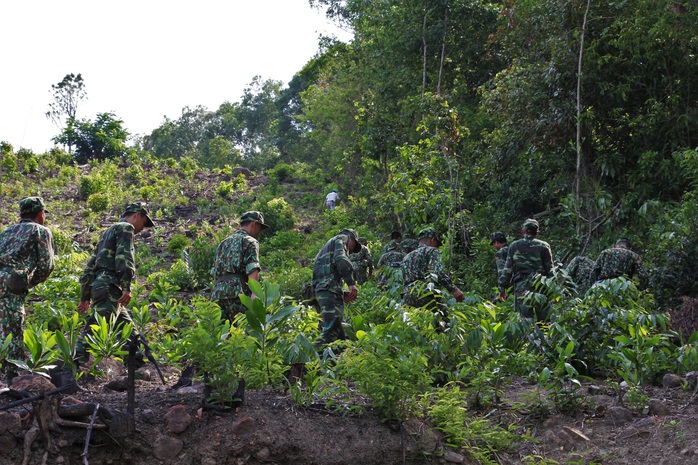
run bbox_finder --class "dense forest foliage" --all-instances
[34,0,696,307]
[1,2,698,462]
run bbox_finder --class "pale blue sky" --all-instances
[0,0,350,153]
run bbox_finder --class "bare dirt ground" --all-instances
[1,361,697,465]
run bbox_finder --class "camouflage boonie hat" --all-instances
[490,231,507,244]
[418,227,441,244]
[123,202,154,227]
[522,218,539,233]
[19,197,47,216]
[340,228,362,252]
[240,211,269,229]
[615,238,631,246]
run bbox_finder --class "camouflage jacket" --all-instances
[349,247,373,273]
[312,234,356,295]
[0,220,55,290]
[494,245,509,281]
[402,244,457,293]
[594,246,645,282]
[401,238,419,254]
[566,255,597,293]
[381,239,401,255]
[498,235,552,291]
[80,221,136,300]
[377,250,404,269]
[212,229,260,283]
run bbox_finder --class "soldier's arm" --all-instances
[429,250,457,293]
[542,244,553,276]
[498,245,515,291]
[114,224,136,293]
[243,238,262,287]
[29,227,55,287]
[334,239,356,286]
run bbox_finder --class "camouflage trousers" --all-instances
[211,276,249,321]
[75,284,135,364]
[313,290,346,349]
[512,281,548,321]
[0,275,27,381]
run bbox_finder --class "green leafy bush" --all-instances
[87,192,110,212]
[1,151,18,175]
[253,197,296,234]
[79,175,106,199]
[269,163,295,183]
[216,181,234,198]
[167,233,191,256]
[338,317,432,421]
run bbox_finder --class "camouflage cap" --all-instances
[490,231,507,244]
[522,218,539,234]
[19,196,47,216]
[240,211,269,229]
[418,227,441,244]
[340,228,362,252]
[123,202,154,227]
[615,238,631,247]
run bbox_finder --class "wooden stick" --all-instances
[82,403,100,465]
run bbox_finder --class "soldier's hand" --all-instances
[77,300,91,314]
[344,285,358,303]
[118,291,132,306]
[498,291,507,302]
[453,289,465,302]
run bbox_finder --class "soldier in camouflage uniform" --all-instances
[349,237,373,284]
[566,255,596,295]
[381,231,402,254]
[312,228,361,349]
[75,203,154,363]
[400,234,419,254]
[0,197,55,383]
[211,211,268,320]
[490,232,509,283]
[498,219,553,319]
[402,227,464,322]
[376,242,405,289]
[594,239,646,285]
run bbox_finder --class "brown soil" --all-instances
[2,364,697,465]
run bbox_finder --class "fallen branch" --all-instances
[82,403,100,465]
[0,383,76,411]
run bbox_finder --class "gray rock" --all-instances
[606,406,634,424]
[648,399,670,416]
[140,408,158,424]
[0,411,21,436]
[685,371,697,388]
[587,385,603,395]
[255,447,271,461]
[177,383,205,395]
[443,449,465,463]
[153,435,183,461]
[662,373,684,388]
[0,435,18,455]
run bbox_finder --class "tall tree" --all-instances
[46,73,87,128]
[53,112,129,163]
